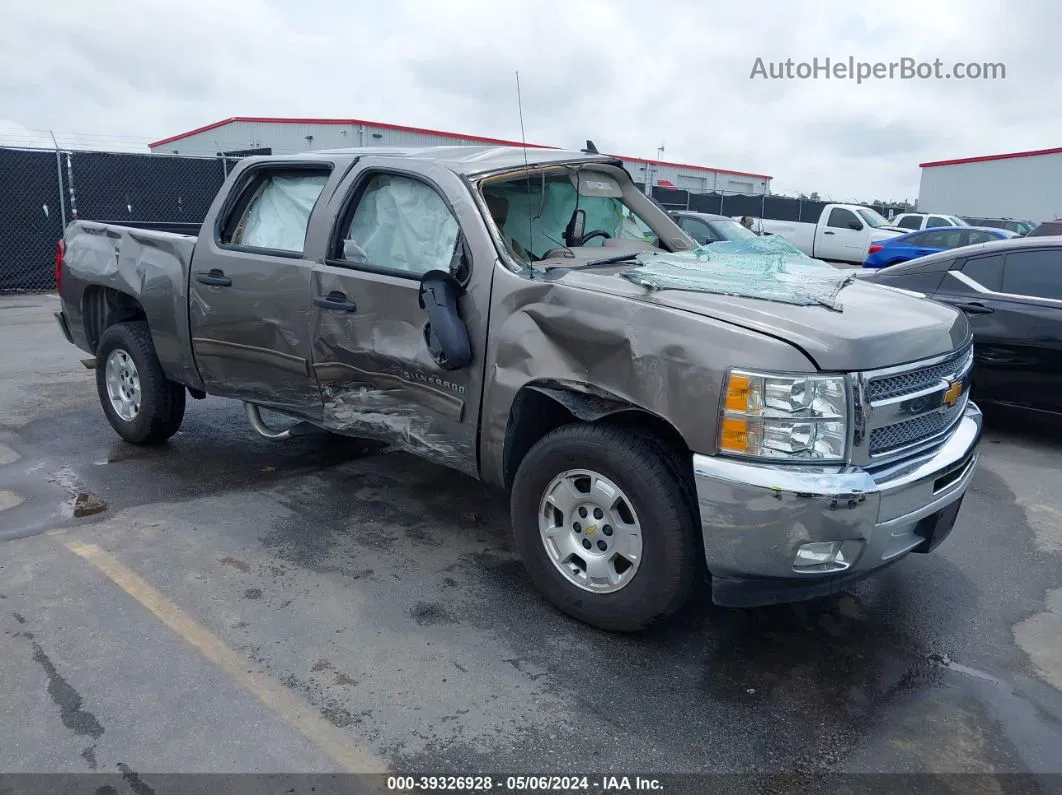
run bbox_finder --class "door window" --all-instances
[680,217,717,244]
[337,173,461,276]
[826,208,860,229]
[920,229,964,249]
[1002,249,1062,299]
[220,169,329,254]
[964,230,998,245]
[926,215,952,228]
[959,254,1004,291]
[896,215,923,230]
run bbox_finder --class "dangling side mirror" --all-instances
[418,269,472,371]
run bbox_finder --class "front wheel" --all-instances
[510,424,700,632]
[95,321,186,444]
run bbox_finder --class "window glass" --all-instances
[680,217,716,244]
[480,172,660,261]
[827,208,859,229]
[960,254,1004,291]
[1002,249,1062,299]
[856,208,890,227]
[713,219,758,241]
[920,229,964,249]
[896,215,923,230]
[225,172,328,253]
[926,216,951,228]
[965,230,996,245]
[342,173,460,276]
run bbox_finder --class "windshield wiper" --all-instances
[585,253,644,267]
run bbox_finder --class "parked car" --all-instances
[859,237,1061,416]
[669,211,758,244]
[1025,219,1062,237]
[54,145,982,632]
[962,217,1037,236]
[864,226,1017,268]
[748,204,905,263]
[891,212,969,232]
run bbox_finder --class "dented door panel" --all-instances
[306,158,496,476]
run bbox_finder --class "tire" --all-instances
[95,321,186,445]
[510,423,700,632]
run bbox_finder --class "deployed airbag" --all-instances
[239,174,328,252]
[619,236,855,310]
[347,174,460,274]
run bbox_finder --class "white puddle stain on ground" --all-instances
[982,444,1062,692]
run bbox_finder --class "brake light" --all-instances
[55,240,64,292]
[868,244,883,254]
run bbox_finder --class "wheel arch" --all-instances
[501,381,692,490]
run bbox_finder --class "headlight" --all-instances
[718,370,849,462]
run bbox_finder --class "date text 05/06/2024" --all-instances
[386,775,665,792]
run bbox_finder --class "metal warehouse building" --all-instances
[918,146,1062,223]
[149,117,772,196]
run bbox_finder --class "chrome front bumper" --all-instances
[693,402,982,607]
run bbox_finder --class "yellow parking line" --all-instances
[64,540,387,778]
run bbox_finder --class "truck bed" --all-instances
[60,220,200,388]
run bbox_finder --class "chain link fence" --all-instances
[3,146,907,292]
[0,147,240,291]
[636,183,908,223]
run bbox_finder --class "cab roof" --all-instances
[295,145,621,177]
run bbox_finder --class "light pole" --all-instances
[644,144,665,196]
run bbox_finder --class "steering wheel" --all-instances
[579,230,611,245]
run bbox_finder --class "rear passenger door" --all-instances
[188,162,336,417]
[305,158,493,477]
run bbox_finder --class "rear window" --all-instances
[896,215,922,230]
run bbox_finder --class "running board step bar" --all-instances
[244,403,324,440]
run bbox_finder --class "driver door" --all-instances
[305,158,491,477]
[817,207,865,261]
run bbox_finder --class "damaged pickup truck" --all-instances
[55,145,982,632]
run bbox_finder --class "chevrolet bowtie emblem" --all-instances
[942,380,963,407]
[585,524,597,535]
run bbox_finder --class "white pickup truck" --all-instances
[747,204,906,264]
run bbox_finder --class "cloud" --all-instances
[1,0,1058,201]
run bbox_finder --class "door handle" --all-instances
[823,231,836,235]
[954,301,994,315]
[195,269,232,287]
[314,292,357,312]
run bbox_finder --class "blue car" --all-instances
[863,226,1016,268]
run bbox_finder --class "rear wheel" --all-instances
[510,424,699,632]
[95,321,185,444]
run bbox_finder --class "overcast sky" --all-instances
[2,0,1058,202]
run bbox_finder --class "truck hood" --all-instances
[553,268,970,372]
[871,228,906,241]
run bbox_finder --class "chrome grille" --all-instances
[869,397,968,455]
[867,345,973,401]
[856,343,974,463]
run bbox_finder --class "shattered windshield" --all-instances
[481,169,661,262]
[619,235,855,311]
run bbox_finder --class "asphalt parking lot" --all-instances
[2,294,1062,790]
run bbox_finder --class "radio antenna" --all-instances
[516,70,534,268]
